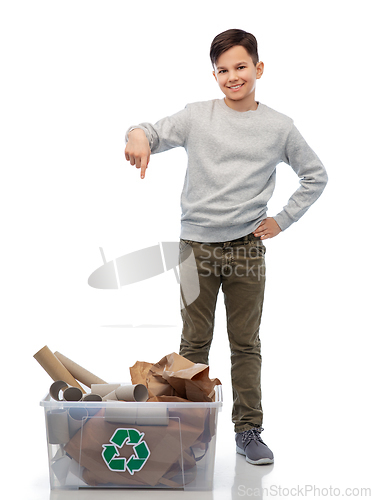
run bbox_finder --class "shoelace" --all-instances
[241,426,267,447]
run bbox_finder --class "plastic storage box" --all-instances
[40,385,222,490]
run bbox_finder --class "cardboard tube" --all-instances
[54,351,107,388]
[104,406,137,424]
[82,393,102,402]
[63,386,83,402]
[47,410,70,444]
[68,407,89,438]
[103,406,169,426]
[115,384,149,402]
[34,346,85,393]
[136,407,169,426]
[49,380,68,401]
[82,393,102,416]
[102,389,118,401]
[50,381,84,402]
[91,383,120,397]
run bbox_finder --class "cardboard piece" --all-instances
[54,351,107,388]
[130,352,221,402]
[34,346,85,393]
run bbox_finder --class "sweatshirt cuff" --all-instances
[273,212,295,232]
[124,126,153,148]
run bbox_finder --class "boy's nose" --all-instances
[228,72,239,81]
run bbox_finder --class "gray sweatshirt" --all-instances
[125,99,328,242]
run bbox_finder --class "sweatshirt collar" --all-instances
[217,98,265,118]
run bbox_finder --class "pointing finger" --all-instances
[140,156,148,179]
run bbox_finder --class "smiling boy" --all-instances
[125,29,328,465]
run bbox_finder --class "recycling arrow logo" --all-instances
[102,428,150,475]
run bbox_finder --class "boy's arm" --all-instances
[272,124,328,232]
[124,106,190,179]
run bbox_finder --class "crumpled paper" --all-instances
[130,352,221,403]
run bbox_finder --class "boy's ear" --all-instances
[212,70,217,81]
[256,61,264,79]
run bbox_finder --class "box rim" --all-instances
[40,384,223,409]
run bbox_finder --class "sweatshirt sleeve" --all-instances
[125,105,190,154]
[273,124,328,231]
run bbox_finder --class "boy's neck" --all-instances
[224,96,258,112]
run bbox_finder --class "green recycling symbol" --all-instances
[102,428,150,475]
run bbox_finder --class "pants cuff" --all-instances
[234,423,263,434]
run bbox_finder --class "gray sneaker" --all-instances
[235,427,274,465]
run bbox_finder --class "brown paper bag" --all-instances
[130,352,221,402]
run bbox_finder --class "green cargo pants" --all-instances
[178,232,266,433]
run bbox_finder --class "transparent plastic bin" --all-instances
[40,385,222,490]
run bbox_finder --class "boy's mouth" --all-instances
[227,83,244,91]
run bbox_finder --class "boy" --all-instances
[124,29,328,465]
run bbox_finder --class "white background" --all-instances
[1,1,371,498]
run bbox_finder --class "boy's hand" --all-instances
[125,129,151,179]
[253,217,282,240]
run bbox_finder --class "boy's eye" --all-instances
[219,66,246,74]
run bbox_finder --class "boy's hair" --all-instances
[210,29,259,67]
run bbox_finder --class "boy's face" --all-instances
[212,45,264,110]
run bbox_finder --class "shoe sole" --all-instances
[236,445,274,465]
